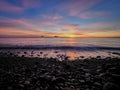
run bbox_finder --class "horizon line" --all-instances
[0,36,120,38]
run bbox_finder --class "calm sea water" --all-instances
[0,38,120,47]
[0,38,120,59]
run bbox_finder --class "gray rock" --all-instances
[94,82,102,87]
[18,84,24,88]
[98,73,105,77]
[102,82,119,90]
[85,73,91,77]
[79,80,85,83]
[7,87,12,90]
[24,80,30,85]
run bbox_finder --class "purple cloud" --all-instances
[0,17,36,30]
[81,21,120,27]
[41,14,63,20]
[77,11,110,19]
[0,0,23,13]
[59,0,102,16]
[21,0,41,8]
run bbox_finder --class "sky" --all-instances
[0,0,120,38]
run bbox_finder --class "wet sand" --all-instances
[0,54,120,90]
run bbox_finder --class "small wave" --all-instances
[0,45,120,51]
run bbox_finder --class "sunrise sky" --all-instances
[0,0,120,38]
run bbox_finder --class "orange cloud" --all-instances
[0,26,85,38]
[62,24,79,30]
[0,23,120,38]
[88,31,120,38]
[0,26,60,37]
[62,24,78,29]
[61,24,81,34]
[0,27,41,37]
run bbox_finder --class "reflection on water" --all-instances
[0,37,120,47]
[0,49,120,60]
[0,38,120,60]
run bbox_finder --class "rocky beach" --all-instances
[0,52,120,90]
[0,0,120,89]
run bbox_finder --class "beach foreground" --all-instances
[0,56,120,90]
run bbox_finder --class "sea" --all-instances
[0,38,120,60]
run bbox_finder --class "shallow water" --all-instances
[0,49,120,60]
[0,38,120,60]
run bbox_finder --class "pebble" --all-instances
[98,73,105,77]
[85,88,90,90]
[35,88,40,90]
[96,69,102,73]
[79,80,85,83]
[0,55,120,90]
[85,73,91,77]
[24,80,30,85]
[102,82,119,90]
[94,82,102,87]
[7,87,12,90]
[18,84,24,88]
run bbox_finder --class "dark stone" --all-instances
[102,82,119,90]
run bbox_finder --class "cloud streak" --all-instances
[0,0,119,38]
[62,24,79,31]
[59,0,102,16]
[0,0,23,13]
[0,0,41,14]
[21,0,41,8]
[78,11,110,19]
[41,14,63,20]
[0,18,35,29]
[81,21,120,28]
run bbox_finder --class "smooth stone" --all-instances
[7,87,13,90]
[85,88,90,90]
[83,69,90,72]
[85,73,91,77]
[96,69,102,73]
[52,76,56,81]
[56,77,65,82]
[18,84,24,88]
[71,79,75,82]
[102,82,119,90]
[99,73,105,77]
[94,82,102,87]
[79,80,85,83]
[111,73,120,78]
[96,56,101,58]
[55,86,60,90]
[24,80,30,85]
[35,88,40,90]
[85,77,91,82]
[80,56,84,58]
[70,85,75,89]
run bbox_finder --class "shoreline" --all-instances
[0,46,120,50]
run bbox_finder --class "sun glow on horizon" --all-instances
[0,0,120,38]
[65,33,76,38]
